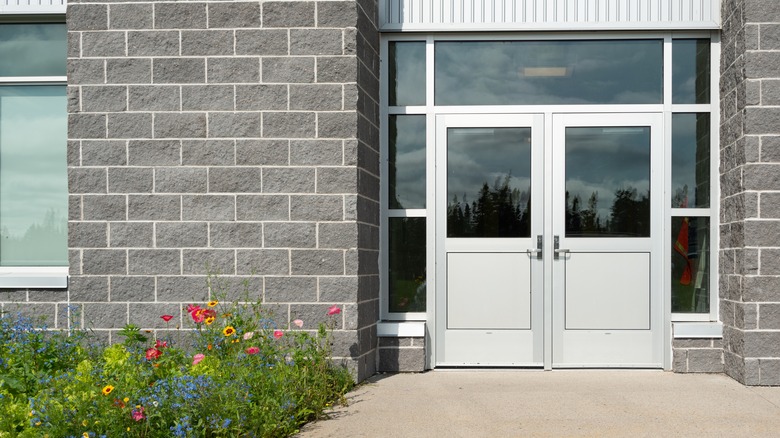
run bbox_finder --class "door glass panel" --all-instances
[0,24,66,77]
[447,127,531,238]
[672,39,711,104]
[565,127,650,237]
[435,40,663,105]
[389,115,426,209]
[672,217,710,313]
[388,217,426,312]
[672,114,710,208]
[389,41,426,106]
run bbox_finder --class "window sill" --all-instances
[377,321,426,337]
[672,321,722,338]
[0,267,68,289]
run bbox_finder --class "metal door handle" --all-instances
[553,235,568,260]
[526,235,543,259]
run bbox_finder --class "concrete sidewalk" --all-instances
[298,370,780,437]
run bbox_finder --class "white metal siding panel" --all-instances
[380,0,720,31]
[1,0,66,15]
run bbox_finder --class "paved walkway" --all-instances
[298,370,780,437]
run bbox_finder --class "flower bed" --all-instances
[0,299,353,437]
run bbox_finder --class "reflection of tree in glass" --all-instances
[566,187,650,237]
[1,208,67,265]
[447,175,530,238]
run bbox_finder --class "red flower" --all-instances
[145,348,162,360]
[327,305,341,316]
[245,346,260,355]
[155,339,168,349]
[273,330,284,339]
[160,315,174,322]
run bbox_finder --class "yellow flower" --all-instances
[205,316,215,325]
[102,385,114,396]
[36,422,42,427]
[223,326,236,336]
[82,420,88,427]
[207,300,218,307]
[83,433,89,438]
[123,397,129,403]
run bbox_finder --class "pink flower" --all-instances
[273,330,284,339]
[243,331,254,340]
[160,314,174,322]
[327,305,341,316]
[145,348,162,360]
[154,339,168,349]
[186,304,200,314]
[192,353,205,365]
[131,406,145,422]
[293,319,304,328]
[245,346,260,355]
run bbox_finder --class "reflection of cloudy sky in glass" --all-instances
[447,128,531,205]
[389,115,426,209]
[672,114,710,207]
[390,42,425,106]
[435,40,662,105]
[672,39,710,104]
[0,86,67,240]
[0,24,66,76]
[566,127,650,221]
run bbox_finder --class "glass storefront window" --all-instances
[389,115,426,209]
[672,39,711,104]
[388,218,426,312]
[389,41,426,106]
[0,23,66,77]
[435,40,663,105]
[671,217,710,313]
[672,114,710,208]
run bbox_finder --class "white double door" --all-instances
[435,113,664,368]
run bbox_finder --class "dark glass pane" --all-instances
[0,24,66,77]
[435,40,663,105]
[0,86,67,266]
[565,127,650,237]
[672,217,710,313]
[673,39,711,104]
[389,42,426,106]
[389,217,426,312]
[389,115,426,209]
[672,114,710,208]
[447,127,531,238]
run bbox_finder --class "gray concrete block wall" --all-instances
[672,338,724,373]
[377,337,425,372]
[63,0,380,381]
[720,0,780,385]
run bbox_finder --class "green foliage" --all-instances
[0,293,353,437]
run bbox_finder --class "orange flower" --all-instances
[207,344,213,351]
[223,326,236,337]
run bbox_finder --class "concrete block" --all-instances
[154,113,207,139]
[154,3,207,29]
[319,276,358,302]
[290,140,343,165]
[107,113,152,139]
[761,193,780,218]
[208,113,262,138]
[207,58,260,83]
[316,57,356,83]
[154,58,206,84]
[263,112,316,138]
[108,167,153,193]
[746,107,780,135]
[236,195,289,221]
[182,30,234,56]
[263,57,315,83]
[264,277,317,302]
[378,347,425,372]
[183,249,236,275]
[236,249,290,275]
[672,348,688,372]
[263,223,316,248]
[81,140,127,166]
[69,195,82,221]
[235,29,288,55]
[109,222,153,248]
[235,139,288,165]
[82,249,127,275]
[379,337,413,348]
[84,303,127,329]
[128,31,179,56]
[210,223,264,248]
[761,248,780,275]
[759,303,780,330]
[68,59,105,85]
[291,195,343,221]
[686,349,724,373]
[744,163,780,190]
[182,195,236,221]
[263,2,315,28]
[128,140,180,166]
[67,4,108,31]
[291,29,343,55]
[742,221,780,247]
[208,2,261,28]
[110,276,155,302]
[128,249,181,275]
[318,112,357,138]
[744,331,780,358]
[82,31,125,57]
[182,140,235,165]
[317,2,358,28]
[69,168,107,194]
[156,222,208,248]
[759,359,780,385]
[109,3,153,30]
[290,303,344,328]
[319,223,358,249]
[290,249,344,275]
[128,195,181,220]
[69,113,106,139]
[81,86,127,112]
[69,276,109,302]
[157,276,209,302]
[106,58,152,84]
[208,167,263,193]
[262,167,316,193]
[235,84,287,110]
[317,167,357,194]
[82,195,127,221]
[128,303,183,328]
[290,85,343,111]
[182,85,235,111]
[128,85,180,111]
